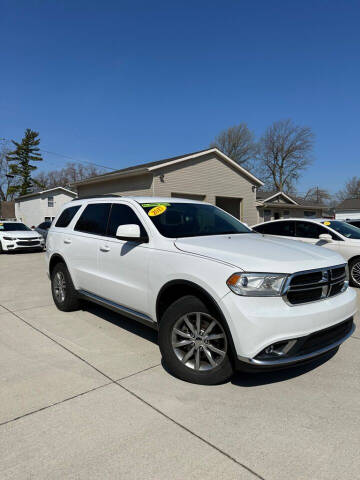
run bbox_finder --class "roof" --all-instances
[15,187,77,201]
[256,190,325,208]
[71,148,264,188]
[336,198,360,210]
[253,218,342,228]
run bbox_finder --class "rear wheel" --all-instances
[158,295,234,385]
[349,258,360,287]
[51,263,81,311]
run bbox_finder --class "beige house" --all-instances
[73,148,264,225]
[256,191,325,223]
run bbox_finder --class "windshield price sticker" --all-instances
[148,205,167,217]
[323,221,331,226]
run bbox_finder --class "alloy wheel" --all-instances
[171,312,227,371]
[54,271,66,303]
[351,261,360,286]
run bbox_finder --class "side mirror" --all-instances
[115,224,147,242]
[319,233,333,243]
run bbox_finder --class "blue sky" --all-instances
[1,0,359,194]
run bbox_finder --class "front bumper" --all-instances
[2,239,45,251]
[220,286,357,361]
[237,318,355,369]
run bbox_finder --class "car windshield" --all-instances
[0,222,31,231]
[140,202,252,238]
[321,220,360,239]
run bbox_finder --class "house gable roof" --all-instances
[71,148,264,188]
[15,186,77,202]
[256,190,326,209]
[257,191,298,205]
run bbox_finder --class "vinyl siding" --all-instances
[76,174,153,197]
[152,153,258,224]
[15,191,75,227]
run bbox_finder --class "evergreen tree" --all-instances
[7,129,43,196]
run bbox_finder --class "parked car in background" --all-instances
[252,218,360,287]
[0,221,45,253]
[35,221,52,240]
[45,197,356,385]
[346,219,360,229]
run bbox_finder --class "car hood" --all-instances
[174,234,345,273]
[0,230,41,238]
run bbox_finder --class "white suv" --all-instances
[46,197,357,384]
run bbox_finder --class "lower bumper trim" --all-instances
[238,322,355,367]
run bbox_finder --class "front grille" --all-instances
[296,319,353,356]
[285,264,347,305]
[17,240,40,246]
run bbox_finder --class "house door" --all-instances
[215,197,241,219]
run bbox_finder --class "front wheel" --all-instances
[349,258,360,287]
[158,295,234,385]
[51,263,81,311]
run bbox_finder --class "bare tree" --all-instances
[210,123,257,167]
[303,186,331,204]
[337,176,360,201]
[257,119,314,192]
[34,162,104,190]
[0,140,16,201]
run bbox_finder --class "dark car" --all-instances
[35,221,52,240]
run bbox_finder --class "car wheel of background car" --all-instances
[51,262,81,311]
[0,241,3,253]
[158,295,234,385]
[349,258,360,287]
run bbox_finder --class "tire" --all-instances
[0,241,3,254]
[349,258,360,287]
[158,295,234,385]
[51,262,81,312]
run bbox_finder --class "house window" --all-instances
[283,210,290,218]
[48,196,54,207]
[304,210,316,218]
[264,209,272,222]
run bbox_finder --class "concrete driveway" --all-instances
[0,252,359,480]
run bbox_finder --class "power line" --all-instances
[39,149,117,171]
[0,137,117,171]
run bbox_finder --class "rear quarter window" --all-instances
[55,205,81,228]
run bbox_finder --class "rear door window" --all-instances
[55,205,81,228]
[253,221,295,236]
[74,203,111,236]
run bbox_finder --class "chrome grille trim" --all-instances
[282,264,348,306]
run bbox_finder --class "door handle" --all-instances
[64,238,72,244]
[100,245,110,252]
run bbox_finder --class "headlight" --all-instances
[3,236,15,241]
[227,272,288,297]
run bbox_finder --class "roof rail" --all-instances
[72,194,122,201]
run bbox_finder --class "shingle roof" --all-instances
[71,148,264,187]
[256,190,325,207]
[336,198,360,210]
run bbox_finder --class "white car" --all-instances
[46,197,357,384]
[252,219,360,287]
[0,221,45,253]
